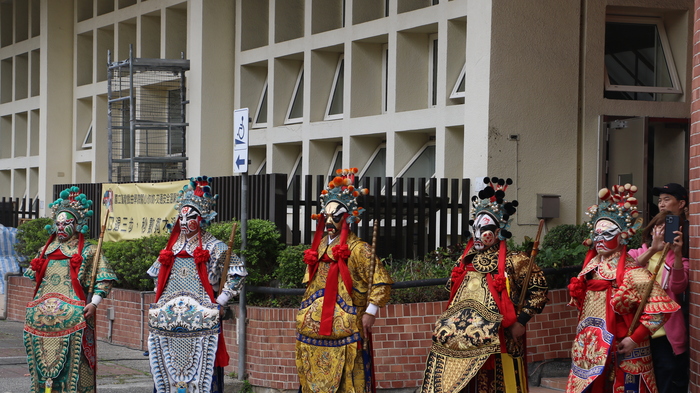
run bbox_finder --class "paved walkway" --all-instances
[1,318,566,392]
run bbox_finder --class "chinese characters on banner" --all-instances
[101,180,190,242]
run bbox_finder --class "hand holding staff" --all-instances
[517,219,544,314]
[627,243,671,337]
[219,222,239,292]
[87,209,110,303]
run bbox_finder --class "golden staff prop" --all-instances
[517,219,545,313]
[219,223,239,294]
[627,243,671,337]
[87,209,110,302]
[363,218,380,393]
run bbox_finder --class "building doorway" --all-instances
[602,116,689,222]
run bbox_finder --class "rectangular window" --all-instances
[429,34,438,107]
[382,44,389,113]
[604,15,682,100]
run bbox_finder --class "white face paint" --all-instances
[472,213,499,251]
[323,201,348,237]
[179,205,201,238]
[593,219,622,256]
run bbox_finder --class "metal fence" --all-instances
[0,197,40,228]
[53,174,472,260]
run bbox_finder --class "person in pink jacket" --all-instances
[628,183,689,393]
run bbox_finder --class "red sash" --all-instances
[318,220,353,336]
[31,234,85,300]
[156,223,230,367]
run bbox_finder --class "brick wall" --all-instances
[5,275,575,391]
[690,2,700,392]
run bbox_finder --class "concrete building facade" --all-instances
[0,0,694,242]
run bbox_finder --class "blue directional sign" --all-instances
[233,108,249,173]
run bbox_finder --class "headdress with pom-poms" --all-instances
[169,176,218,230]
[312,168,369,224]
[469,177,519,241]
[46,186,94,235]
[583,184,642,246]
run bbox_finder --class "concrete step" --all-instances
[540,376,567,391]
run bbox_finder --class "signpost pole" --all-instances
[233,108,249,381]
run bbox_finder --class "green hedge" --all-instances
[14,218,640,303]
[13,217,53,267]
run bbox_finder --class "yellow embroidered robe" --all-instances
[420,244,548,393]
[295,232,393,393]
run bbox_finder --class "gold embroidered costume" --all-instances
[421,245,548,393]
[296,232,392,393]
[421,176,548,393]
[295,167,393,393]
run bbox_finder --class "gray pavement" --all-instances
[0,318,245,393]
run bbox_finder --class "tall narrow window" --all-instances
[254,81,268,128]
[82,124,93,149]
[382,44,389,113]
[327,146,343,177]
[286,67,304,124]
[325,55,344,120]
[287,153,303,199]
[255,159,267,175]
[429,34,438,107]
[604,15,682,101]
[395,141,436,193]
[450,63,466,99]
[359,144,387,191]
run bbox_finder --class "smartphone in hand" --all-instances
[664,215,681,243]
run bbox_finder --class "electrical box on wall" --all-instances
[537,194,560,219]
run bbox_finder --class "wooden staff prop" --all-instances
[627,243,671,337]
[363,218,380,393]
[219,222,238,291]
[517,219,545,313]
[87,210,110,303]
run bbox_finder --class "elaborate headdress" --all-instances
[583,184,642,246]
[312,168,369,224]
[171,176,218,229]
[46,186,94,235]
[469,177,518,240]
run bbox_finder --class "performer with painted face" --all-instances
[23,186,117,393]
[295,168,393,393]
[566,184,680,393]
[420,177,549,393]
[147,176,247,393]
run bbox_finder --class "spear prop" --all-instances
[627,243,671,337]
[219,223,239,292]
[363,218,380,393]
[517,219,545,313]
[87,209,110,303]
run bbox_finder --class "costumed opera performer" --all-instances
[147,176,247,393]
[295,168,393,393]
[566,184,679,393]
[420,176,549,393]
[23,186,118,393]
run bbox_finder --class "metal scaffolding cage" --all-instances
[107,49,189,182]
